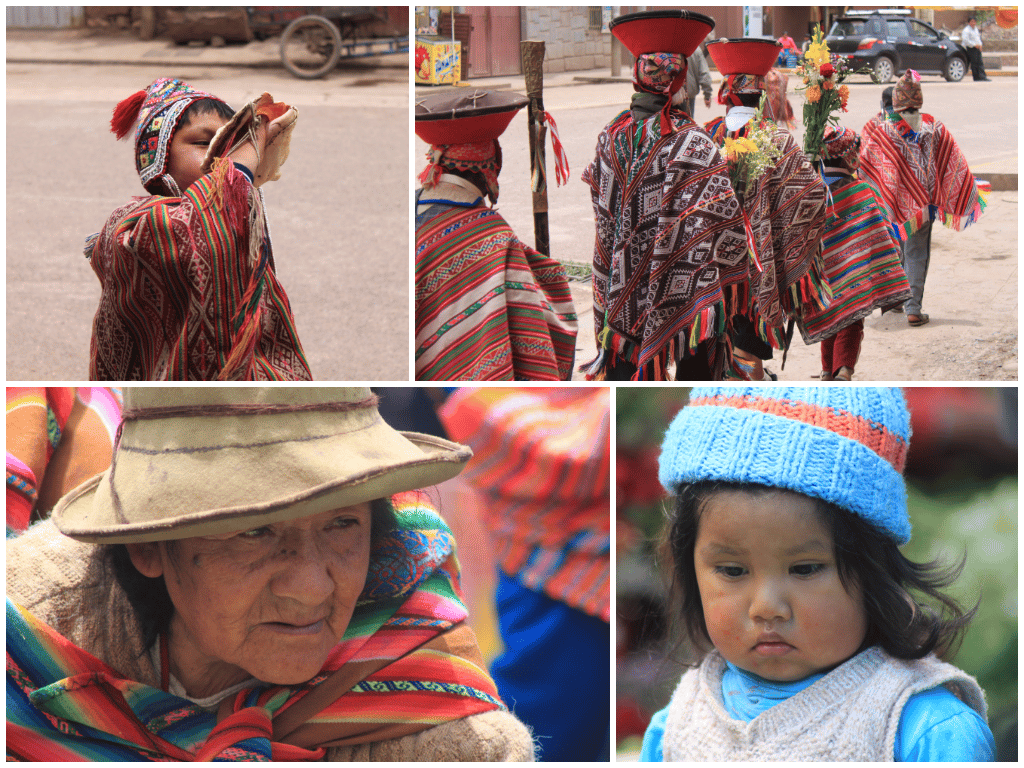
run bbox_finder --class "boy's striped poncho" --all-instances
[415,199,578,381]
[6,492,506,761]
[795,179,913,344]
[87,159,312,382]
[859,114,988,241]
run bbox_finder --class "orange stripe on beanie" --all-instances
[659,387,912,543]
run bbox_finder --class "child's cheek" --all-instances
[703,594,745,648]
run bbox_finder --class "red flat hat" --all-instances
[610,10,715,57]
[706,38,782,77]
[415,89,528,145]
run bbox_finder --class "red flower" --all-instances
[820,63,835,78]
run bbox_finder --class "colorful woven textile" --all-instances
[439,388,610,622]
[795,179,912,344]
[821,125,860,168]
[415,197,577,381]
[859,114,986,242]
[6,388,122,538]
[632,53,687,137]
[705,117,830,347]
[419,140,501,203]
[87,158,311,381]
[581,107,748,380]
[6,491,505,760]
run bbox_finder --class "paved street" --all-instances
[418,67,1018,380]
[8,58,409,381]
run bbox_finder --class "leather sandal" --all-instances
[834,366,853,381]
[907,313,930,327]
[818,370,834,382]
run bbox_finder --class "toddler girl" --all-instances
[641,386,994,761]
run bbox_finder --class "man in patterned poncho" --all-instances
[858,69,987,328]
[582,11,748,381]
[704,39,830,381]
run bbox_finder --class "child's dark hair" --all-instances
[662,481,976,662]
[179,97,235,128]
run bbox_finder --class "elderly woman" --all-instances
[6,387,533,761]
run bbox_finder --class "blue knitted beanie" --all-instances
[659,386,912,543]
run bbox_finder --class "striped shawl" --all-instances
[6,492,508,761]
[859,115,987,241]
[415,198,578,381]
[796,179,912,344]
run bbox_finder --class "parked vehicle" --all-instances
[826,9,968,83]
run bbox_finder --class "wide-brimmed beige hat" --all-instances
[52,387,472,544]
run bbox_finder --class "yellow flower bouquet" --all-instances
[722,93,781,201]
[796,25,867,158]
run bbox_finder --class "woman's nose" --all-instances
[269,536,334,605]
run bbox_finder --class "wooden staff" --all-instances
[521,40,550,256]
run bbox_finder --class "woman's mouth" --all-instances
[263,619,325,636]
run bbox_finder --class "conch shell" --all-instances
[201,92,298,186]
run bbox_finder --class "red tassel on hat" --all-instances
[111,89,147,139]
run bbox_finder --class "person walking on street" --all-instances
[685,47,713,117]
[582,11,749,381]
[962,16,991,81]
[704,38,829,381]
[859,70,988,329]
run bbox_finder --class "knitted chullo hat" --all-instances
[892,69,923,113]
[110,78,229,195]
[658,386,912,543]
[821,126,861,170]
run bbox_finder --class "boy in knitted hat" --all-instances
[642,386,994,761]
[582,11,749,381]
[859,70,987,329]
[87,78,311,381]
[794,126,911,381]
[704,40,829,382]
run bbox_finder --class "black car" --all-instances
[826,11,968,83]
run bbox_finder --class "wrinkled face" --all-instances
[693,489,868,682]
[129,504,372,692]
[166,111,228,193]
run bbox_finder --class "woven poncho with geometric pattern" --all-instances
[582,107,749,380]
[86,160,311,381]
[858,114,987,242]
[705,117,831,349]
[6,492,506,761]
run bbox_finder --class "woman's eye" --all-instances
[328,517,358,531]
[239,526,272,539]
[714,565,746,578]
[791,563,825,577]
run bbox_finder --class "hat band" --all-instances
[688,393,908,471]
[108,396,380,525]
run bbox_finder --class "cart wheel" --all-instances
[280,15,342,79]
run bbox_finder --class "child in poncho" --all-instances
[642,387,994,761]
[87,78,311,381]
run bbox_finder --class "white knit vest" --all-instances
[663,646,986,761]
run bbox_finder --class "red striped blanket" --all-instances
[415,201,577,381]
[439,388,610,622]
[796,179,912,344]
[859,114,986,241]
